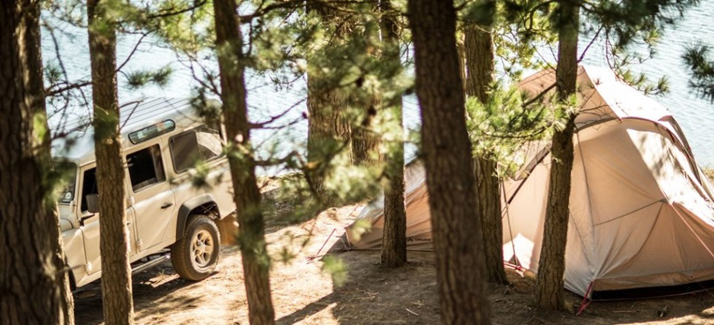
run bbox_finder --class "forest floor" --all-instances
[74,201,714,325]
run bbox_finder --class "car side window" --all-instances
[170,125,223,173]
[127,145,166,192]
[80,167,98,212]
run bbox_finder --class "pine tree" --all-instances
[0,0,74,323]
[349,8,384,167]
[305,3,355,204]
[87,0,135,323]
[408,0,491,323]
[462,0,508,285]
[534,0,579,311]
[526,0,698,310]
[213,0,276,323]
[379,0,407,268]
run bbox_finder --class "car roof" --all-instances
[51,97,214,165]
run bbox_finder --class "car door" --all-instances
[77,163,137,275]
[126,143,176,252]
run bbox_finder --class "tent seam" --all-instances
[603,203,666,277]
[593,200,665,227]
[671,203,714,260]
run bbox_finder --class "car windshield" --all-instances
[54,161,77,204]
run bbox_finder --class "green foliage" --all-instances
[683,44,714,102]
[500,0,558,44]
[262,175,323,226]
[92,106,119,141]
[261,159,381,226]
[346,217,372,243]
[124,66,173,89]
[459,0,556,81]
[48,160,78,204]
[465,86,556,177]
[42,0,189,135]
[188,160,214,190]
[147,0,215,53]
[584,0,697,95]
[460,0,497,28]
[235,0,410,220]
[44,61,63,87]
[498,0,696,95]
[276,244,298,265]
[190,89,223,126]
[582,0,698,48]
[321,255,348,287]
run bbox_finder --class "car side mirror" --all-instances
[86,194,100,213]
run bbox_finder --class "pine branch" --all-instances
[683,44,714,102]
[45,31,152,96]
[144,0,208,20]
[578,26,603,63]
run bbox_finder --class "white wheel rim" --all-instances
[190,229,214,269]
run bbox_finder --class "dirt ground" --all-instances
[75,204,714,325]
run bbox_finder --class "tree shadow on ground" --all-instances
[74,204,714,325]
[275,232,714,325]
[276,237,441,325]
[73,253,230,325]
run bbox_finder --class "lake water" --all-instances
[42,2,714,170]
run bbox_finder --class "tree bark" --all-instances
[351,13,381,166]
[464,25,494,104]
[379,0,407,268]
[351,98,380,165]
[535,0,579,311]
[213,0,276,323]
[87,0,135,323]
[306,4,354,204]
[0,1,74,323]
[407,0,492,323]
[305,85,352,204]
[464,19,508,285]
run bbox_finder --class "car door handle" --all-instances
[161,202,174,209]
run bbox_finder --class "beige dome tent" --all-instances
[345,66,714,298]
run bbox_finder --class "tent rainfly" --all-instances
[345,66,714,298]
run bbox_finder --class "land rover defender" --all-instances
[53,98,235,289]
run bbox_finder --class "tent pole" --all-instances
[576,282,594,316]
[501,183,520,267]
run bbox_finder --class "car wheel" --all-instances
[171,214,221,281]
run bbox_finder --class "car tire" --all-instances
[171,214,221,281]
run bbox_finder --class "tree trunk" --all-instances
[474,156,507,282]
[306,5,353,204]
[464,20,508,285]
[534,0,579,311]
[464,25,494,103]
[379,0,407,268]
[87,0,135,323]
[352,14,381,166]
[305,86,352,204]
[351,98,380,165]
[0,1,74,323]
[407,0,492,323]
[213,0,276,323]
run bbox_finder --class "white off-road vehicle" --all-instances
[53,98,235,289]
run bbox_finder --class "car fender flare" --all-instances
[175,194,219,240]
